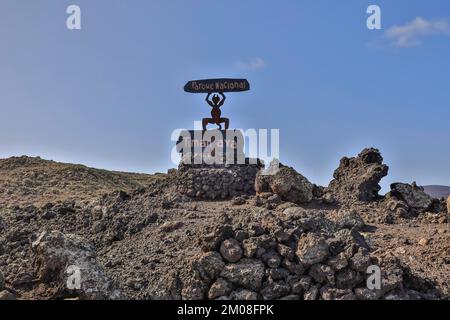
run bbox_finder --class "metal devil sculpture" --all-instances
[184,78,250,131]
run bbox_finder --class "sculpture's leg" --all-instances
[221,118,230,130]
[202,118,214,131]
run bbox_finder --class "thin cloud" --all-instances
[384,17,450,48]
[235,58,266,70]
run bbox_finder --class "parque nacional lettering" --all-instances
[184,78,250,93]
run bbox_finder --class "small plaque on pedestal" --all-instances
[176,130,245,166]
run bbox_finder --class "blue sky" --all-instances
[0,0,449,190]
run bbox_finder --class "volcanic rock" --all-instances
[261,280,291,299]
[220,239,243,263]
[193,252,225,283]
[320,286,356,300]
[255,162,314,204]
[230,288,258,300]
[208,278,232,300]
[261,250,282,268]
[31,230,120,300]
[335,210,365,231]
[389,182,434,211]
[308,264,335,284]
[328,148,388,203]
[296,233,329,267]
[0,290,16,300]
[220,259,265,291]
[349,248,371,272]
[0,271,5,290]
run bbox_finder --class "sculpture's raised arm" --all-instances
[218,92,226,107]
[205,92,213,107]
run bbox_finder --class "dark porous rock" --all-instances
[220,239,243,263]
[327,148,388,203]
[335,268,364,289]
[266,268,290,281]
[144,212,159,225]
[381,198,411,223]
[291,276,313,295]
[242,235,274,258]
[326,252,348,271]
[296,233,330,267]
[261,250,282,268]
[220,258,265,291]
[303,284,320,300]
[320,286,356,300]
[91,220,107,233]
[31,230,120,300]
[234,230,249,242]
[193,252,225,283]
[308,264,335,285]
[312,184,325,198]
[354,287,382,300]
[54,201,76,215]
[0,290,16,300]
[349,248,371,272]
[12,271,35,288]
[248,223,266,237]
[41,210,56,220]
[335,210,365,231]
[327,229,369,256]
[116,190,130,202]
[282,259,305,275]
[201,216,234,251]
[208,278,233,300]
[274,229,292,243]
[261,280,291,300]
[125,278,148,291]
[389,182,434,211]
[255,162,314,204]
[379,259,404,294]
[267,194,283,207]
[321,193,337,205]
[181,279,207,300]
[230,288,258,300]
[0,271,5,290]
[0,240,5,255]
[6,227,30,243]
[299,215,339,234]
[276,243,295,260]
[0,216,6,232]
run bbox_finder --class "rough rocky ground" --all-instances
[0,150,448,300]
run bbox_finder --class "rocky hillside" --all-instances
[0,149,448,300]
[0,156,155,208]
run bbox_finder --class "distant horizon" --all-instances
[1,1,449,192]
[2,152,448,194]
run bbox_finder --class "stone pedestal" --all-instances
[175,129,264,199]
[176,159,264,200]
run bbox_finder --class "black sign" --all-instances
[184,78,250,93]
